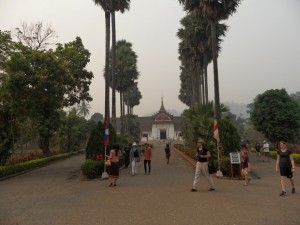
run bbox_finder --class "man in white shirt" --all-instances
[263,140,270,162]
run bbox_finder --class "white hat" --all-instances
[263,140,266,143]
[132,142,137,146]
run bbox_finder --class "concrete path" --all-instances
[0,142,299,225]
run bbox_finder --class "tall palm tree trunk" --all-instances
[111,11,116,127]
[104,11,111,121]
[120,91,124,136]
[211,21,221,121]
[204,53,209,104]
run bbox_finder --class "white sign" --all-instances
[230,152,241,164]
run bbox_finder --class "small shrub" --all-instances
[293,154,300,164]
[81,160,103,179]
[219,157,230,176]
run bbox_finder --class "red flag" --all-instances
[103,117,110,146]
[213,119,220,143]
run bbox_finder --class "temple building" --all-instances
[117,99,183,141]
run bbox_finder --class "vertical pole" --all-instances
[101,146,108,179]
[216,142,223,177]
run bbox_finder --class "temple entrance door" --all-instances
[160,130,166,140]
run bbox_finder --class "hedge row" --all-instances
[269,151,300,164]
[0,152,79,178]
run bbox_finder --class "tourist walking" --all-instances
[276,141,296,196]
[143,143,152,175]
[263,140,270,162]
[131,142,140,176]
[123,143,131,168]
[241,145,251,186]
[165,144,171,164]
[108,144,120,187]
[255,142,260,161]
[191,139,215,192]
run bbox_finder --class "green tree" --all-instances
[0,30,15,165]
[219,118,241,156]
[90,113,104,123]
[55,108,96,152]
[4,37,93,155]
[85,120,117,160]
[111,40,139,135]
[290,91,300,105]
[77,101,91,117]
[248,89,300,142]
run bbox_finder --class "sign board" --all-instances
[230,152,241,164]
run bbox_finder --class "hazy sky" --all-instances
[1,0,300,117]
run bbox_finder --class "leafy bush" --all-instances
[219,118,241,156]
[292,154,300,164]
[219,157,231,176]
[269,151,277,159]
[81,159,103,179]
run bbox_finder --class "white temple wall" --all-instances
[151,123,175,140]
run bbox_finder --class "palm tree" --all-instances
[178,0,241,121]
[77,101,91,117]
[112,40,139,135]
[111,0,131,127]
[92,0,112,122]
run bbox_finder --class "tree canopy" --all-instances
[248,89,300,143]
[0,28,93,155]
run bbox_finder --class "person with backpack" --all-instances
[131,142,140,176]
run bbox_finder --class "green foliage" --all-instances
[249,89,300,142]
[181,103,240,158]
[1,33,93,155]
[85,121,117,160]
[181,102,214,146]
[81,159,103,179]
[293,154,300,164]
[54,109,97,152]
[0,152,78,178]
[219,118,241,156]
[124,114,140,139]
[219,156,230,176]
[85,121,104,160]
[290,91,300,105]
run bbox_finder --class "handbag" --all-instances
[241,168,248,175]
[208,161,217,174]
[105,159,111,167]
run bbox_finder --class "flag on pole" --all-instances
[103,117,110,146]
[213,119,220,143]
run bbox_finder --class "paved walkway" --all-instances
[0,142,299,225]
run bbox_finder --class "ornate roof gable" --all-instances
[154,113,171,122]
[152,97,173,122]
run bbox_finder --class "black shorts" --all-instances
[280,167,293,178]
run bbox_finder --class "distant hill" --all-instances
[224,101,249,118]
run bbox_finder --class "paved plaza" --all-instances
[0,142,299,225]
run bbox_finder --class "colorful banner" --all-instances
[213,119,220,143]
[103,117,110,146]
